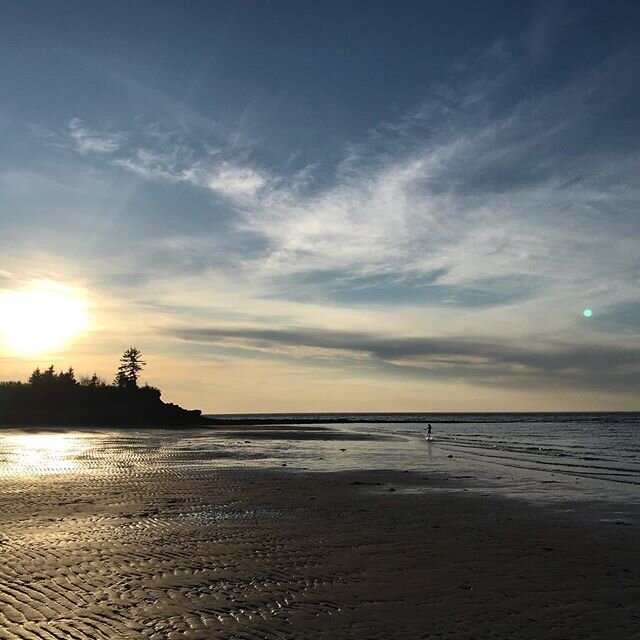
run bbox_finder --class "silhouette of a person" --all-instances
[426,423,432,441]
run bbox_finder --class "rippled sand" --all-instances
[0,429,638,639]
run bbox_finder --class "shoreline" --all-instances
[3,412,637,430]
[2,423,638,509]
[1,408,637,429]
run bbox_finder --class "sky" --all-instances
[0,0,639,412]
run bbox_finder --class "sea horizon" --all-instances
[206,410,640,421]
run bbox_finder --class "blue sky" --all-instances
[1,1,639,411]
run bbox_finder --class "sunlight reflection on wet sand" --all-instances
[0,433,89,475]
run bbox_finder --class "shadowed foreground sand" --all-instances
[1,465,638,639]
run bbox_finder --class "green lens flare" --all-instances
[583,309,592,318]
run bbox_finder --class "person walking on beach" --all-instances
[426,423,432,441]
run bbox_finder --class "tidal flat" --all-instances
[0,426,638,639]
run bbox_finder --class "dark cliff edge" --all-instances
[0,382,214,427]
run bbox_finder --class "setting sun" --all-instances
[0,283,88,356]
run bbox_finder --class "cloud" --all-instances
[112,147,180,181]
[267,270,544,308]
[67,118,124,154]
[40,41,640,350]
[109,139,270,204]
[167,324,640,391]
[228,45,640,326]
[207,163,268,200]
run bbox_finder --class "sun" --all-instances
[0,282,89,356]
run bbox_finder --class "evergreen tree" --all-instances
[90,373,103,386]
[116,347,146,388]
[58,367,77,385]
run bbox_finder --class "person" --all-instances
[426,423,432,441]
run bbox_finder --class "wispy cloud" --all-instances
[207,163,269,201]
[112,147,181,181]
[233,48,640,330]
[46,41,640,368]
[67,118,124,154]
[108,137,270,204]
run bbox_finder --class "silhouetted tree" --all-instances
[114,370,128,388]
[58,367,77,386]
[92,373,105,386]
[2,352,206,426]
[80,372,104,387]
[116,347,146,388]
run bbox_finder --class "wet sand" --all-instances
[1,457,638,639]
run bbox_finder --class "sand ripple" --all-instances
[0,432,638,639]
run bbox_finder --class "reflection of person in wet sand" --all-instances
[425,423,432,441]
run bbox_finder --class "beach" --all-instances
[0,424,638,639]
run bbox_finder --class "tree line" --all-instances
[26,347,147,390]
[0,348,205,426]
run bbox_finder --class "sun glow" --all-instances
[0,283,89,356]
